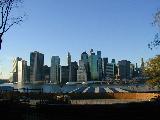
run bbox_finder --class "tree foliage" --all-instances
[144,55,160,86]
[148,10,160,50]
[0,0,24,50]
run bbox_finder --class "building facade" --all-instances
[18,60,27,83]
[88,49,98,81]
[70,61,78,82]
[97,51,103,81]
[50,56,60,84]
[102,57,108,79]
[60,66,69,85]
[118,60,131,80]
[30,51,44,83]
[105,63,115,79]
[77,60,87,82]
[81,52,90,80]
[43,65,50,83]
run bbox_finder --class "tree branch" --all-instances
[0,6,4,29]
[2,0,11,34]
[4,18,22,32]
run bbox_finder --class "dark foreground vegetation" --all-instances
[0,99,160,120]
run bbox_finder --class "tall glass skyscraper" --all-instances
[88,49,98,81]
[50,56,60,84]
[81,51,90,80]
[97,51,103,81]
[30,51,44,83]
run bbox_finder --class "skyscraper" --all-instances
[71,61,78,82]
[68,52,72,82]
[105,63,115,79]
[88,49,98,81]
[77,60,87,82]
[30,51,44,83]
[118,60,131,80]
[11,57,22,83]
[81,51,90,80]
[18,60,27,83]
[97,51,103,81]
[44,65,50,83]
[50,56,60,84]
[102,58,108,79]
[60,66,69,85]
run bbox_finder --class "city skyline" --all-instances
[3,49,143,80]
[0,0,160,78]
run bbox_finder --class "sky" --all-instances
[0,0,160,78]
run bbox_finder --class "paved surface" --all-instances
[68,86,129,93]
[71,99,147,104]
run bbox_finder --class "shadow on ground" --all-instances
[0,99,160,120]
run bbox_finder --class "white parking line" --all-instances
[104,87,113,93]
[83,87,90,93]
[114,88,128,92]
[95,87,99,93]
[69,87,81,93]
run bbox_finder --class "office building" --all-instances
[71,61,78,82]
[77,60,87,82]
[60,66,69,85]
[50,56,60,84]
[105,63,115,79]
[81,51,90,80]
[88,49,98,80]
[11,57,22,83]
[118,60,131,80]
[44,65,50,83]
[102,58,108,78]
[68,52,72,82]
[30,51,44,83]
[97,51,103,81]
[18,60,27,83]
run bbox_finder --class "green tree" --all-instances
[144,55,160,86]
[148,10,160,50]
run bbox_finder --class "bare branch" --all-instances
[0,0,25,50]
[0,6,4,29]
[4,16,23,32]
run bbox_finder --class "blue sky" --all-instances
[0,0,160,78]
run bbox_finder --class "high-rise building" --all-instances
[44,65,50,83]
[130,64,135,79]
[77,60,87,82]
[140,58,145,78]
[105,63,115,79]
[102,58,108,78]
[50,56,60,84]
[11,57,22,83]
[118,60,131,80]
[26,66,30,83]
[97,51,103,81]
[11,57,28,83]
[68,52,72,82]
[71,61,78,82]
[81,51,90,80]
[111,59,116,64]
[88,49,98,81]
[30,51,44,83]
[60,66,69,85]
[18,60,27,83]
